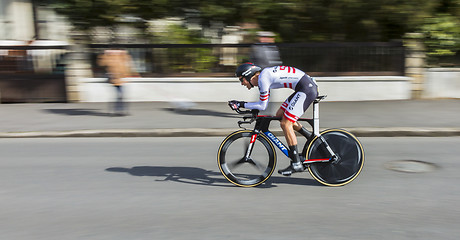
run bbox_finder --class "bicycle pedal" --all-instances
[278,169,292,176]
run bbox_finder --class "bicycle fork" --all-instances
[244,131,259,159]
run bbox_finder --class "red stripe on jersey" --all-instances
[289,83,293,89]
[260,93,269,101]
[284,110,299,122]
[281,102,288,109]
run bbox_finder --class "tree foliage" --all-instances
[39,0,459,61]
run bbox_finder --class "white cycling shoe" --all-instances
[278,161,305,176]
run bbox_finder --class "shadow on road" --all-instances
[105,166,321,188]
[44,108,111,117]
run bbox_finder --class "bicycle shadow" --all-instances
[44,108,111,117]
[105,166,321,188]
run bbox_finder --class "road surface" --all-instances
[1,137,459,240]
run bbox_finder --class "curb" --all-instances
[347,127,460,137]
[0,129,233,138]
[1,128,460,138]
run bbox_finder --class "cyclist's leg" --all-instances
[278,84,317,176]
[277,96,312,138]
[277,95,301,147]
[278,92,307,176]
[277,97,304,132]
[294,78,318,137]
[279,90,316,142]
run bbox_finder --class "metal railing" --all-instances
[0,42,405,76]
[0,45,68,103]
[0,45,67,74]
[90,42,406,77]
[278,42,405,76]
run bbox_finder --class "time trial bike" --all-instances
[217,95,364,187]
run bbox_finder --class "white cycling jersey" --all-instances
[245,66,307,111]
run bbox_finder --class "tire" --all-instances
[217,130,276,187]
[305,129,364,187]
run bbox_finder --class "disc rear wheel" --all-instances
[306,129,364,186]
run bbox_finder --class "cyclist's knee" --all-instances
[280,117,294,130]
[293,122,302,131]
[275,108,284,118]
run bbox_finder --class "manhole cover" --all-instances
[384,160,438,173]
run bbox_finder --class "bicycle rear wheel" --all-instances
[306,129,364,186]
[217,130,276,187]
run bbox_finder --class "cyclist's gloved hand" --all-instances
[228,100,246,110]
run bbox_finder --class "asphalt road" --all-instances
[1,137,459,240]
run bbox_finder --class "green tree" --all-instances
[151,23,217,73]
[40,0,459,45]
[420,13,460,65]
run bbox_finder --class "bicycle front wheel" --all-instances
[306,129,364,187]
[217,130,276,187]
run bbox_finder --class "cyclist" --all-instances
[229,63,318,176]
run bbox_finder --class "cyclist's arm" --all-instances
[244,99,268,110]
[244,89,269,111]
[244,72,271,110]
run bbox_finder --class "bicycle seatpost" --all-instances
[313,101,320,136]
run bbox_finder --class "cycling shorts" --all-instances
[280,75,318,122]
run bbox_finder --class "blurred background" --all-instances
[0,0,459,103]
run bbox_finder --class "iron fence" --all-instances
[0,42,405,76]
[278,42,405,76]
[0,45,67,74]
[90,42,406,77]
[0,45,67,103]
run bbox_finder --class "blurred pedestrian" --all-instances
[250,31,283,113]
[98,49,138,116]
[250,31,282,68]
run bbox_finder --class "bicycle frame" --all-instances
[221,95,364,187]
[240,98,337,164]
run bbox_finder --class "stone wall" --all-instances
[78,76,412,103]
[424,68,460,99]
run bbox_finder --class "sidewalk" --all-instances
[0,99,459,138]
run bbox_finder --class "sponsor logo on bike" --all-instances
[265,132,288,152]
